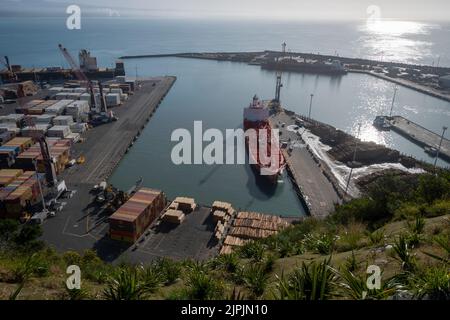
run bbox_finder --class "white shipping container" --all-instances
[48,87,63,96]
[21,125,49,137]
[70,123,88,134]
[110,88,123,95]
[73,88,87,94]
[32,114,55,124]
[67,100,90,113]
[47,125,71,138]
[55,92,68,100]
[45,100,73,115]
[66,133,80,143]
[0,114,24,124]
[0,123,19,132]
[53,115,74,126]
[105,93,121,107]
[65,92,82,100]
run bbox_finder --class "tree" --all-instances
[0,219,19,242]
[14,224,43,245]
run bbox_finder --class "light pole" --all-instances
[389,85,398,118]
[308,94,314,119]
[345,123,362,196]
[433,126,448,172]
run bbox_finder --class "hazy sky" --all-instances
[2,0,450,21]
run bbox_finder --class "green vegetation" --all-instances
[0,171,449,300]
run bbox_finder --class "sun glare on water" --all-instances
[365,20,431,36]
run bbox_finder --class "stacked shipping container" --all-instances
[0,170,45,219]
[109,188,166,243]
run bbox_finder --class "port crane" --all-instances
[0,56,18,82]
[22,117,67,222]
[58,44,117,124]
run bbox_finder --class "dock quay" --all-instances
[349,70,450,102]
[61,76,176,184]
[269,111,341,218]
[383,116,450,162]
[119,51,450,102]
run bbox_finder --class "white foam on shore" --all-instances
[287,126,425,198]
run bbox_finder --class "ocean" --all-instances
[1,17,450,216]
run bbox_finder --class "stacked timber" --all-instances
[173,197,196,213]
[162,209,185,225]
[218,211,291,254]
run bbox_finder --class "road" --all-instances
[270,111,341,218]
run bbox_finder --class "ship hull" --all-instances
[243,121,285,185]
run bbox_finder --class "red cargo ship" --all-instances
[243,95,286,184]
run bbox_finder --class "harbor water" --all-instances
[2,17,450,216]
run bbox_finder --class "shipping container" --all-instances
[109,188,166,243]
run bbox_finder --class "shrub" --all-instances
[0,219,19,242]
[416,174,450,204]
[273,259,336,300]
[213,253,239,273]
[424,199,450,218]
[302,233,335,255]
[406,215,426,235]
[63,251,82,266]
[103,267,150,300]
[344,251,358,273]
[391,234,416,272]
[242,263,269,297]
[409,266,450,300]
[185,268,223,300]
[334,267,396,300]
[239,241,265,261]
[335,222,365,252]
[367,229,385,246]
[139,264,164,293]
[155,258,181,285]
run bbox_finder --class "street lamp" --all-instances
[389,85,398,118]
[433,126,448,172]
[345,123,362,196]
[308,94,314,119]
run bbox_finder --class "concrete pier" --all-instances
[269,111,341,218]
[62,76,176,184]
[387,116,450,161]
